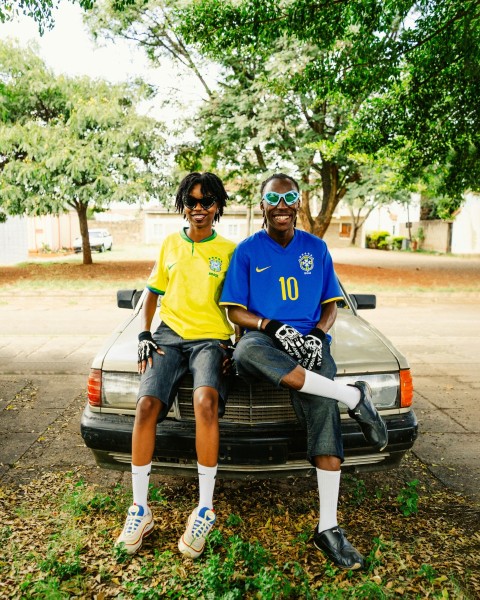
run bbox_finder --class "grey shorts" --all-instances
[233,331,343,463]
[138,322,229,422]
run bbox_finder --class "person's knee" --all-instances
[194,390,218,424]
[234,336,259,368]
[136,395,162,423]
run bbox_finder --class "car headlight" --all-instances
[102,372,140,409]
[335,373,399,410]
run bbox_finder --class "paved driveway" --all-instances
[1,255,479,503]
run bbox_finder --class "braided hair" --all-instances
[175,172,229,224]
[260,173,300,229]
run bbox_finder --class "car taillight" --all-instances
[88,369,102,407]
[400,369,413,407]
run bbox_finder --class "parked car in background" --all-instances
[81,286,417,479]
[73,229,113,253]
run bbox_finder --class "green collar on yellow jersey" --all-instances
[180,228,218,244]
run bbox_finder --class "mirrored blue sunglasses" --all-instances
[262,190,300,206]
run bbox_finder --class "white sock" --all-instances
[300,370,361,410]
[131,462,151,510]
[197,462,217,510]
[317,468,341,533]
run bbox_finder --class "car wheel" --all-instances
[108,244,113,251]
[99,245,105,253]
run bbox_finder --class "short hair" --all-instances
[175,172,228,223]
[260,173,300,196]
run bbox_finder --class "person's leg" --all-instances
[235,333,387,451]
[193,385,219,509]
[178,339,226,558]
[116,324,187,554]
[131,395,163,509]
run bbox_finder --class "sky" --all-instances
[0,1,207,121]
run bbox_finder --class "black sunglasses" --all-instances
[184,195,217,210]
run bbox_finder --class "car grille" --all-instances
[176,374,297,424]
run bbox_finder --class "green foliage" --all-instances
[365,231,391,250]
[0,1,134,34]
[397,479,420,516]
[0,40,166,263]
[391,236,404,251]
[225,513,243,527]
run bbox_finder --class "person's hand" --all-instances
[220,342,237,376]
[137,331,164,374]
[264,320,310,362]
[299,327,325,371]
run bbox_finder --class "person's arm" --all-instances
[140,289,160,333]
[315,299,337,334]
[138,289,164,374]
[227,305,269,332]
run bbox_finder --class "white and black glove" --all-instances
[264,320,310,363]
[299,327,325,371]
[137,331,160,365]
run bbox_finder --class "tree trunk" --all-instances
[311,161,345,238]
[76,202,93,265]
[351,223,361,245]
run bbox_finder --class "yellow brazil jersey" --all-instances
[147,228,236,340]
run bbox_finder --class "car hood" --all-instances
[95,309,405,375]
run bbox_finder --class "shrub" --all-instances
[366,231,391,250]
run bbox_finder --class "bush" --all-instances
[391,236,404,250]
[365,231,391,250]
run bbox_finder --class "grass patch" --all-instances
[1,458,478,599]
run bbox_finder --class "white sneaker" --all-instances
[115,504,154,555]
[178,506,216,559]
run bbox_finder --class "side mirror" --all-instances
[117,289,143,309]
[349,294,376,310]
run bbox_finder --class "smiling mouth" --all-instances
[272,213,292,222]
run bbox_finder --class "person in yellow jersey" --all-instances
[115,172,236,558]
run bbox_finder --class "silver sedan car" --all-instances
[81,286,417,478]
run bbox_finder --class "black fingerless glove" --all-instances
[137,331,159,364]
[264,320,309,362]
[299,327,325,371]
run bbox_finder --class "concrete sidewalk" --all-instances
[0,287,479,504]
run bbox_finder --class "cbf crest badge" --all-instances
[299,252,314,274]
[209,256,222,273]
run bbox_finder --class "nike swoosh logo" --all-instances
[167,263,176,270]
[256,266,271,272]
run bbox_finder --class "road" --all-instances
[0,263,479,504]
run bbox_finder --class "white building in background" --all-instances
[0,216,28,265]
[144,205,263,246]
[451,192,480,254]
[362,194,421,245]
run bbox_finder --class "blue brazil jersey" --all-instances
[220,229,343,335]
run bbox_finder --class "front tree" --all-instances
[0,41,165,264]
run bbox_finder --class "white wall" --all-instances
[0,216,29,265]
[451,193,480,254]
[363,194,421,243]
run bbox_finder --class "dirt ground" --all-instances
[2,256,479,290]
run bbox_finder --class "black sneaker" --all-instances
[313,526,365,570]
[348,381,388,451]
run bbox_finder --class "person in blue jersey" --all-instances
[220,173,387,571]
[115,172,236,559]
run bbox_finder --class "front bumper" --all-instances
[81,404,418,478]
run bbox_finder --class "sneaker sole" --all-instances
[178,534,205,559]
[116,518,154,555]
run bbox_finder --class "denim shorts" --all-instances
[138,322,229,422]
[233,331,343,463]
